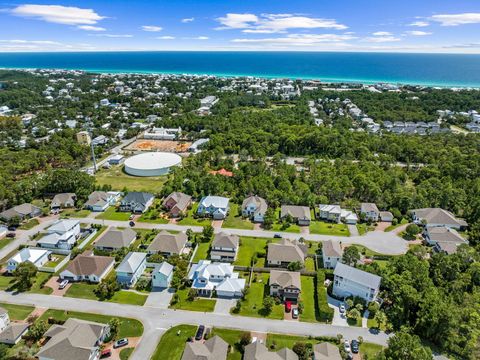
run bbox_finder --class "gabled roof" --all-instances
[413,208,468,228]
[267,239,306,263]
[280,205,311,220]
[181,335,229,360]
[0,323,29,344]
[148,230,188,254]
[0,203,41,220]
[313,342,342,360]
[95,227,137,249]
[63,255,114,277]
[163,192,192,211]
[84,191,109,207]
[36,318,108,360]
[121,192,154,206]
[360,203,379,213]
[116,252,147,273]
[322,240,343,258]
[199,196,230,209]
[10,248,50,264]
[334,263,381,290]
[47,219,79,233]
[269,270,301,290]
[244,341,298,360]
[154,261,174,277]
[213,232,239,249]
[242,196,268,213]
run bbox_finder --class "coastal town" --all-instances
[0,68,478,360]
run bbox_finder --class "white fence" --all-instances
[39,254,71,273]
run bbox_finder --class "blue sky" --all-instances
[1,0,480,52]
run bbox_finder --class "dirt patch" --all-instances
[125,139,192,153]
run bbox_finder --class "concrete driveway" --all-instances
[348,224,359,237]
[145,288,174,308]
[214,298,236,315]
[45,276,71,296]
[328,295,348,327]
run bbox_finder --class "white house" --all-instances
[0,307,29,345]
[60,255,114,283]
[37,219,80,251]
[197,196,230,220]
[360,203,380,222]
[340,209,358,225]
[322,240,343,269]
[188,260,245,298]
[7,248,51,273]
[318,204,341,223]
[333,263,381,302]
[152,262,174,289]
[242,196,268,223]
[84,191,121,212]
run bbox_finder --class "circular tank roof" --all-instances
[124,152,182,171]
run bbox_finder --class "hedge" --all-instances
[315,270,334,322]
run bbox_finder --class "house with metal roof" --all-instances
[197,196,230,220]
[37,219,80,251]
[152,262,174,288]
[116,252,147,288]
[333,263,381,302]
[7,248,51,273]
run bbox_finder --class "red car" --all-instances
[100,349,112,358]
[285,301,292,313]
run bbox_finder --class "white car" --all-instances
[344,339,351,353]
[59,280,69,289]
[339,304,346,314]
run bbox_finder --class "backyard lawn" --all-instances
[309,221,350,236]
[43,254,67,268]
[95,166,168,193]
[170,288,216,312]
[96,207,131,221]
[19,218,39,230]
[0,303,34,320]
[60,209,91,218]
[299,276,316,322]
[235,273,284,320]
[304,257,316,271]
[151,325,196,360]
[211,328,244,360]
[222,204,254,230]
[38,309,143,338]
[192,241,211,263]
[234,237,271,267]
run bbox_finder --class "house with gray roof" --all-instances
[84,191,119,212]
[36,318,109,360]
[0,307,30,345]
[244,341,298,360]
[119,192,154,213]
[94,227,137,251]
[242,195,268,223]
[181,335,228,360]
[210,232,239,262]
[163,192,192,217]
[425,226,467,254]
[333,263,381,302]
[360,203,380,222]
[51,193,76,211]
[313,342,342,360]
[116,252,147,288]
[0,203,42,221]
[412,208,468,230]
[280,205,311,226]
[269,270,301,302]
[147,230,188,256]
[267,239,307,267]
[322,240,343,269]
[152,261,174,288]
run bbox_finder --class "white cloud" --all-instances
[0,39,61,45]
[405,30,432,36]
[192,36,209,40]
[92,34,133,38]
[11,4,105,25]
[216,13,347,32]
[181,17,194,23]
[77,25,105,31]
[156,36,175,40]
[141,25,163,32]
[372,31,392,36]
[430,13,480,26]
[232,33,356,46]
[0,39,97,52]
[364,35,401,43]
[409,21,430,27]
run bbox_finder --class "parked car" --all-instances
[59,279,69,289]
[113,338,129,349]
[351,339,359,353]
[195,325,205,341]
[7,226,17,231]
[129,221,135,227]
[339,304,346,314]
[292,308,299,319]
[273,234,282,238]
[129,214,134,220]
[100,349,112,358]
[344,339,351,353]
[6,232,15,238]
[285,301,292,313]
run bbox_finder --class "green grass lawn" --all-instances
[347,316,363,327]
[95,166,168,193]
[120,348,134,360]
[234,237,271,267]
[309,221,350,236]
[385,218,409,232]
[65,283,147,305]
[357,223,375,235]
[96,207,131,221]
[192,241,211,263]
[304,257,316,271]
[236,273,284,320]
[43,254,67,268]
[222,204,254,230]
[38,309,143,338]
[299,276,316,322]
[18,218,39,230]
[137,214,169,224]
[266,333,335,349]
[0,237,13,251]
[360,342,384,358]
[0,303,34,320]
[29,272,52,294]
[270,209,301,233]
[0,275,14,291]
[351,245,386,257]
[177,206,212,227]
[138,200,170,224]
[60,209,91,218]
[170,288,216,312]
[211,328,244,360]
[82,226,107,250]
[151,325,196,360]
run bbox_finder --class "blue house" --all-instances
[116,252,147,288]
[152,262,174,289]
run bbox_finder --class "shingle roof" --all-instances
[163,192,192,212]
[244,342,298,360]
[269,270,301,290]
[322,240,343,258]
[313,342,342,360]
[147,230,188,254]
[212,232,239,249]
[428,226,466,244]
[334,263,381,290]
[280,205,311,220]
[0,323,29,344]
[242,195,268,214]
[181,335,229,360]
[361,203,379,213]
[155,261,174,276]
[84,191,109,207]
[267,239,306,263]
[63,255,114,277]
[95,227,137,249]
[413,208,468,228]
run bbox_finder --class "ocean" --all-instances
[0,51,480,87]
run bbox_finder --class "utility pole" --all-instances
[89,127,97,173]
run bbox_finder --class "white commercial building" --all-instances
[124,152,182,176]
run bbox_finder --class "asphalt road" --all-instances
[0,291,391,360]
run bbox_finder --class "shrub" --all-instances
[315,270,334,322]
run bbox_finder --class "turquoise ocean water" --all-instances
[0,51,480,87]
